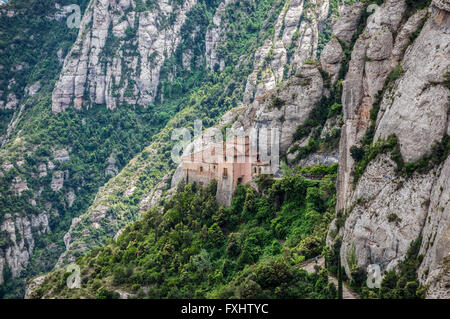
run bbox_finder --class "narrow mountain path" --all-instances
[300,256,360,299]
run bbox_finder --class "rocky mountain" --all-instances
[0,0,448,300]
[326,0,450,299]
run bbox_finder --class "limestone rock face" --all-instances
[24,275,46,299]
[25,81,41,97]
[139,173,172,213]
[418,157,450,299]
[332,2,363,43]
[0,212,49,285]
[205,0,236,71]
[105,153,119,176]
[328,0,450,298]
[433,0,450,11]
[52,0,198,113]
[320,37,344,83]
[337,0,410,212]
[374,5,450,162]
[53,149,70,163]
[50,171,65,192]
[243,0,330,104]
[338,154,436,274]
[235,65,324,155]
[11,177,28,195]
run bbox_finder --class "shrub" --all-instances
[350,146,365,162]
[388,65,404,82]
[271,96,286,109]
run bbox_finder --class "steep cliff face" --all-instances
[327,0,449,298]
[243,0,329,104]
[51,0,198,112]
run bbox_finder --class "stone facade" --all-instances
[181,137,271,206]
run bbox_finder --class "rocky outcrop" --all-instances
[24,275,46,299]
[374,5,449,162]
[205,0,235,71]
[243,0,329,104]
[53,148,70,163]
[320,37,344,84]
[50,171,66,192]
[328,0,450,298]
[11,177,28,195]
[105,153,118,176]
[332,2,363,43]
[52,0,198,113]
[234,65,324,155]
[0,212,50,285]
[433,0,450,12]
[418,156,450,299]
[337,0,407,212]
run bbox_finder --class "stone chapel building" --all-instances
[181,136,272,206]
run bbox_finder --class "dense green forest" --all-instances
[28,165,340,299]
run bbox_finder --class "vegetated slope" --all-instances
[27,165,340,299]
[326,0,450,299]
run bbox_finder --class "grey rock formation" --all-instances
[332,2,363,43]
[375,5,450,162]
[328,0,450,298]
[433,0,450,12]
[205,0,235,71]
[38,164,47,178]
[52,0,198,113]
[0,212,49,285]
[105,153,119,176]
[11,176,28,195]
[139,173,171,213]
[243,0,330,104]
[50,171,65,192]
[418,157,450,299]
[320,37,344,83]
[25,81,41,97]
[53,148,70,163]
[236,65,324,155]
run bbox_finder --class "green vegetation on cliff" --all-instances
[28,165,339,299]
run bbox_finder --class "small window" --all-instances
[259,167,262,174]
[223,167,228,177]
[200,166,203,173]
[254,167,257,174]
